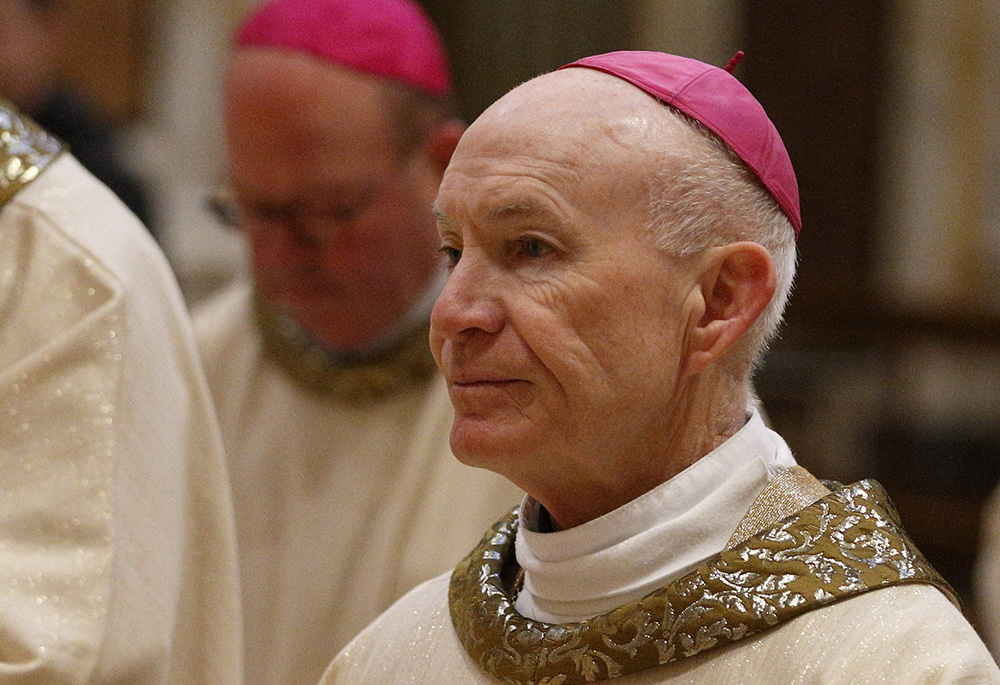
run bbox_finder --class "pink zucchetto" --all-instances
[235,0,452,98]
[561,51,801,238]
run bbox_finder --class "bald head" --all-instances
[467,68,699,165]
[448,69,709,228]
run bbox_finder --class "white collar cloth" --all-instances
[515,409,796,623]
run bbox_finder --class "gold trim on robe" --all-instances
[449,476,957,684]
[725,465,831,549]
[0,101,63,207]
[254,294,438,402]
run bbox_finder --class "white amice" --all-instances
[515,409,794,622]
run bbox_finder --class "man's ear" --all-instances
[424,119,466,173]
[684,242,776,376]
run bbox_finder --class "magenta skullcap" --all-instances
[561,50,800,238]
[235,0,452,97]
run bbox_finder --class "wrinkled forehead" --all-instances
[468,69,680,154]
[437,70,705,233]
[439,69,703,207]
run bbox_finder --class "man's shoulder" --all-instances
[333,572,452,658]
[743,583,999,682]
[322,572,484,684]
[616,584,999,684]
[376,571,452,625]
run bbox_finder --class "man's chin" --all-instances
[450,419,535,473]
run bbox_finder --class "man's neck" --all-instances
[514,407,794,622]
[539,369,749,531]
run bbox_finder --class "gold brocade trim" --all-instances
[726,465,830,549]
[0,101,63,207]
[449,479,957,685]
[254,296,438,403]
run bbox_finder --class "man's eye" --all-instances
[438,245,462,266]
[519,236,553,257]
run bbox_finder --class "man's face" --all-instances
[430,71,704,498]
[225,49,444,350]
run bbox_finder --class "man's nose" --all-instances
[430,255,504,341]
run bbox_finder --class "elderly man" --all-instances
[192,1,521,683]
[322,51,999,683]
[1,101,240,682]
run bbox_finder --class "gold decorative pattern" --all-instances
[0,101,63,208]
[726,465,830,549]
[254,296,438,403]
[450,480,957,684]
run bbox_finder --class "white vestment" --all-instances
[323,413,999,683]
[193,280,523,685]
[1,149,242,682]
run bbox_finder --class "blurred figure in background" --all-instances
[0,0,153,230]
[0,101,240,683]
[192,0,522,683]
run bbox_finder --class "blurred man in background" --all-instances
[0,0,153,229]
[1,100,240,683]
[192,1,522,683]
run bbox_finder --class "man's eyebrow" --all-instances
[431,205,453,228]
[431,198,562,227]
[488,199,559,224]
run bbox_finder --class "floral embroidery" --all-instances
[1,101,63,206]
[450,480,955,684]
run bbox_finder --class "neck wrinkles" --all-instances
[514,409,796,623]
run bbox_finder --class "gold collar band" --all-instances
[449,479,956,684]
[1,101,63,207]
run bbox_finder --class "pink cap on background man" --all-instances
[235,0,453,98]
[561,51,801,238]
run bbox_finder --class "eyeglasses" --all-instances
[206,156,418,248]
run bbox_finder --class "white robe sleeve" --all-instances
[0,153,243,684]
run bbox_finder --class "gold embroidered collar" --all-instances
[1,101,63,208]
[449,479,956,684]
[254,295,438,402]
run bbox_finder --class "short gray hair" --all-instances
[644,107,797,379]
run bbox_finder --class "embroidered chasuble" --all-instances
[323,419,999,683]
[449,478,953,684]
[194,278,523,685]
[1,103,243,683]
